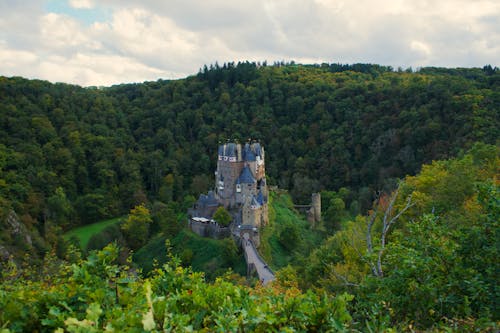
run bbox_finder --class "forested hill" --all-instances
[0,64,498,251]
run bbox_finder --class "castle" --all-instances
[188,141,269,241]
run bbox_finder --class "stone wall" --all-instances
[189,219,231,239]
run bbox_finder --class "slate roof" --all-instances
[256,190,265,205]
[250,196,261,208]
[224,143,237,157]
[243,143,256,161]
[238,165,255,184]
[198,190,218,206]
[253,143,262,157]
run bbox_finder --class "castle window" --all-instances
[236,184,241,193]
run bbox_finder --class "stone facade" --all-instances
[189,217,231,239]
[189,141,269,239]
[307,193,321,226]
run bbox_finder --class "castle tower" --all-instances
[215,143,245,208]
[311,192,321,223]
[215,142,267,208]
[190,141,268,240]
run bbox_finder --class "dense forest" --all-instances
[0,63,499,331]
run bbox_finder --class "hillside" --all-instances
[299,143,499,329]
[133,230,246,280]
[63,217,123,251]
[1,62,499,263]
[260,190,323,269]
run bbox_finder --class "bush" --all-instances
[86,224,123,252]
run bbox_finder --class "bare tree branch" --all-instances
[366,191,380,276]
[376,190,414,277]
[328,266,360,287]
[365,184,413,277]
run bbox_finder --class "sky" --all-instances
[0,0,499,86]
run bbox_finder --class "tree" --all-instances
[158,174,174,203]
[47,187,72,227]
[212,206,232,226]
[279,225,300,251]
[121,204,152,250]
[324,197,346,232]
[75,193,109,225]
[151,201,180,237]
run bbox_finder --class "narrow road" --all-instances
[242,233,275,285]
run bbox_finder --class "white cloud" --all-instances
[41,13,95,50]
[411,41,431,58]
[37,53,172,86]
[69,0,94,9]
[0,42,39,77]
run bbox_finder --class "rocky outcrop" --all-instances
[5,210,32,246]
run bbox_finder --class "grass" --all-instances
[64,217,123,250]
[260,190,324,270]
[134,229,246,278]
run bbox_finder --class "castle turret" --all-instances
[311,192,321,223]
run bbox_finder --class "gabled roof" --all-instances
[238,165,255,184]
[256,190,266,205]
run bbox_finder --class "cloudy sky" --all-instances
[1,0,499,86]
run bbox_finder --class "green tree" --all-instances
[47,187,72,227]
[213,206,232,226]
[324,197,346,232]
[279,225,300,251]
[151,201,180,237]
[121,204,152,250]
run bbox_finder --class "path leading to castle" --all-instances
[242,233,275,285]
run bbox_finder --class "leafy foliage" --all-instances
[121,204,152,250]
[302,144,499,330]
[212,206,232,226]
[0,243,354,332]
[260,191,324,269]
[133,230,246,279]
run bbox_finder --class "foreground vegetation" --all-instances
[0,243,353,332]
